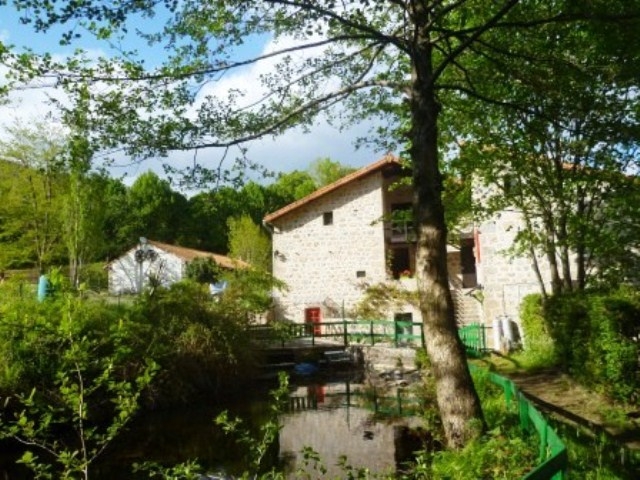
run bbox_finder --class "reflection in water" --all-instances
[280,382,423,479]
[0,378,424,479]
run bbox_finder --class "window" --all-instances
[356,270,366,278]
[389,202,414,242]
[390,247,411,279]
[323,211,333,225]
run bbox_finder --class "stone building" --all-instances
[263,155,475,330]
[264,154,565,347]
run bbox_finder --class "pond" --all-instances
[0,374,425,479]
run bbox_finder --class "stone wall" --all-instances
[271,172,388,321]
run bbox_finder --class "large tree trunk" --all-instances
[409,9,485,449]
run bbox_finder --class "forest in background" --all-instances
[0,122,355,280]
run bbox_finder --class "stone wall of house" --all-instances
[271,172,388,322]
[475,209,548,338]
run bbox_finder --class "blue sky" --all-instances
[0,5,381,187]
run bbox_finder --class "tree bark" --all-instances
[409,5,485,449]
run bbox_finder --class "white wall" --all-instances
[108,245,185,295]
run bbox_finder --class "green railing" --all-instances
[287,387,423,417]
[249,320,488,353]
[458,322,488,357]
[470,365,568,480]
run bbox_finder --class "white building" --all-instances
[107,239,245,295]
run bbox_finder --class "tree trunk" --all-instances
[523,212,548,298]
[409,9,485,449]
[543,213,563,294]
[575,193,587,290]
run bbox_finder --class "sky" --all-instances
[0,5,383,188]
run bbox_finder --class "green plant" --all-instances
[545,289,640,402]
[214,372,289,478]
[0,327,157,479]
[517,294,557,370]
[351,282,419,319]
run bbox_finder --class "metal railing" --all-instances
[249,320,489,353]
[469,365,568,480]
[248,319,426,348]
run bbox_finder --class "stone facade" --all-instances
[474,209,542,324]
[270,171,388,321]
[266,157,465,327]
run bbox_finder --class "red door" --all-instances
[305,307,322,336]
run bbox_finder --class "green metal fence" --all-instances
[470,365,568,480]
[249,319,489,353]
[458,322,488,357]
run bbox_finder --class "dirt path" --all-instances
[501,368,640,451]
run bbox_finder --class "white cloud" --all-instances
[0,34,383,188]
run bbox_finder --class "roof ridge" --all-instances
[263,153,402,224]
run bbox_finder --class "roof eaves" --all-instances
[263,153,402,224]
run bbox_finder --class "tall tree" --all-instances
[124,171,188,245]
[227,214,271,271]
[0,121,66,270]
[307,157,356,187]
[445,13,640,294]
[7,0,640,447]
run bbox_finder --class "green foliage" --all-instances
[216,268,286,319]
[545,288,640,402]
[133,459,205,480]
[126,280,258,402]
[307,157,356,187]
[515,294,558,370]
[351,281,419,319]
[403,368,537,479]
[0,298,157,479]
[123,171,188,245]
[78,262,108,292]
[215,372,289,477]
[227,214,272,272]
[184,257,221,284]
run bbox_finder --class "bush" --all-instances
[517,294,558,370]
[545,288,640,402]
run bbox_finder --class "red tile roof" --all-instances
[148,240,248,269]
[263,154,404,224]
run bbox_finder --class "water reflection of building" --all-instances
[280,385,423,479]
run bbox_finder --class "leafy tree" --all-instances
[307,157,356,187]
[0,121,67,270]
[7,0,640,448]
[264,170,317,206]
[123,171,188,245]
[185,257,221,284]
[227,214,271,272]
[100,177,131,260]
[446,14,640,295]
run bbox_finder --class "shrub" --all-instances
[545,289,640,402]
[516,294,557,370]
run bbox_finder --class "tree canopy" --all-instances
[3,0,640,448]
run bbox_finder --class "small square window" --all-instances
[323,211,333,225]
[356,270,366,278]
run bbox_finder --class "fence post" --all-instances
[394,321,399,348]
[370,321,374,345]
[343,317,348,346]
